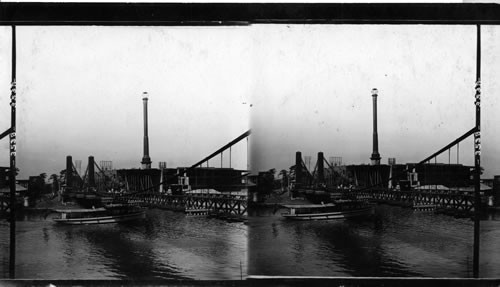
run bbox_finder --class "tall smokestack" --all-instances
[141,92,152,169]
[370,88,381,165]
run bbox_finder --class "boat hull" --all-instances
[282,206,374,221]
[53,211,146,225]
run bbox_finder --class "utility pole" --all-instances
[473,24,481,279]
[9,25,17,279]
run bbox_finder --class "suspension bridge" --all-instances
[291,121,485,214]
[61,130,250,219]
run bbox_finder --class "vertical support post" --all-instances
[159,165,164,193]
[9,25,17,279]
[88,156,95,188]
[229,146,232,168]
[473,24,481,279]
[66,156,73,191]
[295,152,302,188]
[317,152,324,184]
[221,152,223,168]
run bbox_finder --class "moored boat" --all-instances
[282,200,374,220]
[53,204,146,225]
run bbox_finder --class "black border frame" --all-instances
[0,3,500,26]
[2,1,500,284]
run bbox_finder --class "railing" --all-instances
[350,188,478,212]
[116,192,248,217]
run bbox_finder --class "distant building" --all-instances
[185,167,246,192]
[393,163,473,188]
[346,164,390,188]
[17,179,29,188]
[345,163,473,189]
[117,167,247,194]
[0,167,28,198]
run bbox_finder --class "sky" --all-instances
[0,24,499,179]
[248,25,500,178]
[0,26,251,178]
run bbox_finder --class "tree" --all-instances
[58,168,83,188]
[268,168,276,177]
[279,169,289,191]
[256,169,276,197]
[50,174,59,194]
[49,173,58,182]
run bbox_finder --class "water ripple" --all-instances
[248,205,500,277]
[0,208,247,279]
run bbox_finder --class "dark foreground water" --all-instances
[248,204,500,277]
[0,209,247,279]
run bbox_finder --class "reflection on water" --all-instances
[248,205,500,277]
[0,209,247,279]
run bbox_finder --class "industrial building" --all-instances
[117,167,247,194]
[292,88,477,192]
[345,163,473,189]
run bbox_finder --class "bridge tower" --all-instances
[88,156,95,188]
[295,151,302,188]
[66,155,73,191]
[317,152,325,184]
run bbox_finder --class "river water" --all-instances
[248,204,500,278]
[0,209,247,279]
[3,204,500,279]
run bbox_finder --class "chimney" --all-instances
[141,92,152,169]
[370,88,381,165]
